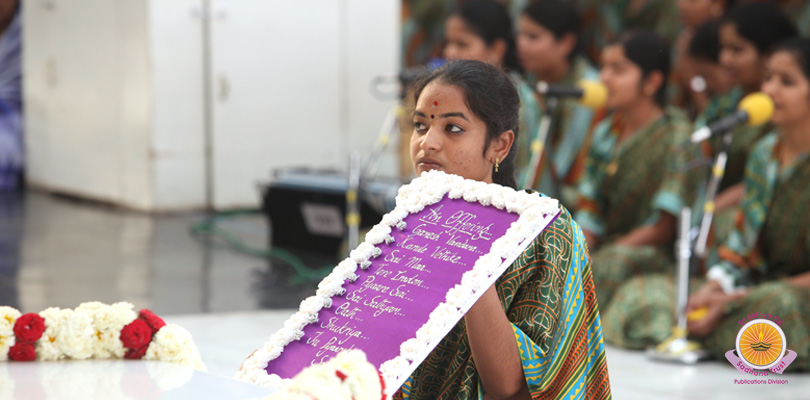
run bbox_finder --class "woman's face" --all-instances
[677,0,722,29]
[762,51,810,128]
[516,16,568,77]
[600,45,646,110]
[444,16,499,65]
[692,59,735,95]
[410,81,510,183]
[719,23,763,91]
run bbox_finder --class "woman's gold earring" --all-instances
[495,157,500,173]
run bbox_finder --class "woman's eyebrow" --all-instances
[413,110,428,118]
[439,112,469,121]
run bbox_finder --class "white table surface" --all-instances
[0,359,275,400]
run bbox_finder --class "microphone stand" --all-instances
[646,207,710,363]
[346,151,362,252]
[694,131,733,258]
[522,97,558,190]
[348,102,404,252]
[647,132,731,364]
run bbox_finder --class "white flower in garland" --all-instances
[0,306,21,361]
[75,301,137,358]
[56,308,95,360]
[37,307,71,361]
[144,324,205,371]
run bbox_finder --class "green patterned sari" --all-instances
[575,108,697,305]
[394,205,612,399]
[603,132,810,371]
[515,57,602,210]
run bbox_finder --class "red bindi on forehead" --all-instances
[433,101,438,107]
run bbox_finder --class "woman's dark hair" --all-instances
[772,37,810,83]
[412,60,520,188]
[522,0,582,61]
[721,2,797,54]
[454,0,522,73]
[689,20,721,63]
[613,30,671,107]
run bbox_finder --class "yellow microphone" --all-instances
[535,79,607,109]
[691,92,774,143]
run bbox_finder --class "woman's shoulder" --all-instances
[663,106,692,132]
[751,131,780,157]
[521,193,579,254]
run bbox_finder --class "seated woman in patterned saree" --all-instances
[602,38,810,371]
[514,0,603,209]
[574,30,698,310]
[691,3,797,265]
[394,60,611,399]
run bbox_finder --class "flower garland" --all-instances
[264,349,384,400]
[0,302,205,370]
[237,170,560,394]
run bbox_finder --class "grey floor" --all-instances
[2,191,809,398]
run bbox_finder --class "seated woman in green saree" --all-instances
[692,4,796,261]
[395,60,611,399]
[603,38,810,371]
[574,30,697,309]
[514,0,603,209]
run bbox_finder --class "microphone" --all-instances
[691,92,774,143]
[535,80,608,109]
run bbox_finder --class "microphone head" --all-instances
[577,80,608,109]
[738,92,774,126]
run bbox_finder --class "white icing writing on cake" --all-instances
[364,295,404,317]
[412,223,442,241]
[384,250,402,263]
[320,317,365,340]
[442,210,493,241]
[446,234,478,253]
[357,276,389,293]
[419,204,443,224]
[335,302,362,320]
[315,336,354,358]
[431,246,462,264]
[399,236,429,253]
[391,270,424,288]
[405,256,428,271]
[389,284,411,300]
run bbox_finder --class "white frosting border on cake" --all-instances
[235,170,561,396]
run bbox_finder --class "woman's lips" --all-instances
[417,158,442,171]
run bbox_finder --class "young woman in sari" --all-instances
[602,39,810,370]
[697,3,797,255]
[515,0,602,209]
[396,60,611,399]
[574,30,698,309]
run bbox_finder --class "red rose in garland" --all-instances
[124,346,149,360]
[138,309,166,334]
[8,342,36,361]
[120,319,152,353]
[13,313,45,343]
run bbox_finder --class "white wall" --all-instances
[24,0,400,211]
[148,0,207,210]
[24,0,153,209]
